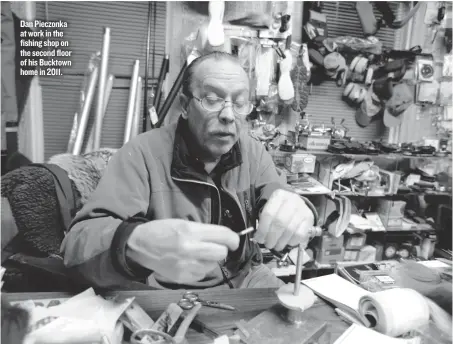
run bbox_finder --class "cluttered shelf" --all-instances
[269,251,453,275]
[285,173,452,198]
[288,148,451,161]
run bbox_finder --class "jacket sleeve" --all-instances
[60,140,153,289]
[254,146,319,226]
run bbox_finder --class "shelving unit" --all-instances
[267,146,451,279]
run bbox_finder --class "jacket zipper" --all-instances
[171,176,222,225]
[172,176,238,288]
[219,179,247,229]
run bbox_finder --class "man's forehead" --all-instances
[195,58,246,78]
[193,59,249,91]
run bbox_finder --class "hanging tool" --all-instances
[154,55,170,115]
[155,60,189,128]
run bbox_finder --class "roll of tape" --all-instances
[358,288,430,337]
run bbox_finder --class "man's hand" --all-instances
[126,219,239,284]
[255,189,315,252]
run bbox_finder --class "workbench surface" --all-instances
[4,288,349,343]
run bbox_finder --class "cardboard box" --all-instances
[299,135,331,151]
[316,247,345,264]
[314,233,345,264]
[285,153,316,174]
[319,233,344,251]
[343,250,360,262]
[345,233,367,250]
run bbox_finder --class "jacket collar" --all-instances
[171,116,242,181]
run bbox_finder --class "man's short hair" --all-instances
[181,52,243,97]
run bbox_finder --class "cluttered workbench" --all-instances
[4,288,349,344]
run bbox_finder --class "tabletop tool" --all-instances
[232,231,332,344]
[178,292,237,311]
[130,302,202,344]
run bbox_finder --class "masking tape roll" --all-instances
[358,288,430,337]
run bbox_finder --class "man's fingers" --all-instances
[264,200,298,249]
[196,224,240,251]
[288,219,313,247]
[274,211,302,251]
[185,242,228,262]
[255,190,285,243]
[168,260,219,284]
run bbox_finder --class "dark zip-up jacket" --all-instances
[61,117,317,289]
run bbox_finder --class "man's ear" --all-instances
[179,93,190,119]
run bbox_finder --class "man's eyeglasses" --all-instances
[191,95,254,116]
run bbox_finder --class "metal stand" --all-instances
[234,245,329,344]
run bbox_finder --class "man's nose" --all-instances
[218,103,235,123]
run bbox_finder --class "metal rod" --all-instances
[93,27,111,151]
[124,60,140,144]
[293,245,304,296]
[238,227,254,236]
[72,67,99,155]
[143,2,152,133]
[155,60,188,128]
[84,74,114,153]
[130,77,143,139]
[154,55,170,114]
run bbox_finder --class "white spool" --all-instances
[358,288,430,337]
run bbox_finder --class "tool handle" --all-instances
[174,303,202,344]
[203,301,236,311]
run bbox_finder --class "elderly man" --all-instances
[61,52,318,290]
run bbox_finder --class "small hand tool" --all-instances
[178,292,237,311]
[130,302,202,344]
[189,317,222,339]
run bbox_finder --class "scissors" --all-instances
[177,292,237,311]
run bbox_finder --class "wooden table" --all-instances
[4,289,349,344]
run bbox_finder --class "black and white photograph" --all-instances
[1,1,452,343]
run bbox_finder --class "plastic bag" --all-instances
[20,288,133,344]
[323,36,383,55]
[181,30,200,65]
[255,45,277,97]
[237,37,261,101]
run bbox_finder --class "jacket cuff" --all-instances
[299,195,319,227]
[111,217,152,280]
